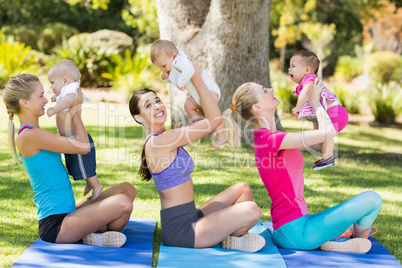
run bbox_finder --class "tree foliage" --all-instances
[270,0,383,75]
[121,0,159,45]
[361,0,402,55]
[0,0,135,36]
[63,0,158,45]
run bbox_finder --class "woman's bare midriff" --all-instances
[159,179,195,209]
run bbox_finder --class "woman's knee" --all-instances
[110,194,133,215]
[119,182,137,200]
[234,182,253,195]
[238,201,261,223]
[365,190,382,209]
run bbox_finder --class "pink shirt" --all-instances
[293,73,338,120]
[254,128,309,230]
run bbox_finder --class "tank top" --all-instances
[18,124,76,220]
[145,134,194,191]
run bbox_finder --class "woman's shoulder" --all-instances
[254,128,287,142]
[17,128,56,148]
[254,128,287,135]
[145,133,178,154]
[16,128,44,155]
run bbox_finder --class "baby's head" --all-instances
[150,40,179,76]
[48,59,81,96]
[289,51,320,84]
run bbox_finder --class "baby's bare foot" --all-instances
[211,134,227,148]
[91,184,104,202]
[84,183,93,196]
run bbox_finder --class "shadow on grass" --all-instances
[341,131,402,145]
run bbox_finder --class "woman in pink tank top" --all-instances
[225,79,381,254]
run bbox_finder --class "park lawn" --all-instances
[0,100,401,267]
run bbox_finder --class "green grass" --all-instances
[0,99,401,267]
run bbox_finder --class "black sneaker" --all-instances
[313,156,335,170]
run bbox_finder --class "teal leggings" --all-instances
[273,190,382,250]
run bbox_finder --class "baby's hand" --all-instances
[161,71,169,80]
[178,85,186,91]
[292,107,300,117]
[47,107,54,117]
[51,95,56,102]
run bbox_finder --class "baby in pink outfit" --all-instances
[289,51,349,170]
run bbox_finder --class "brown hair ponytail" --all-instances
[129,88,156,181]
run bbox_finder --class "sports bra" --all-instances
[145,134,194,191]
[18,124,34,135]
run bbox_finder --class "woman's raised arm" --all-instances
[153,60,223,149]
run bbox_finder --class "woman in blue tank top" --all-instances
[3,74,136,247]
[129,60,266,252]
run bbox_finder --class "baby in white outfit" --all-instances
[150,40,227,148]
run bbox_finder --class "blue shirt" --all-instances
[19,125,76,220]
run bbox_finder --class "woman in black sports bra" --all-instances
[129,60,266,252]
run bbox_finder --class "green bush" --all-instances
[368,82,401,125]
[334,56,363,82]
[53,34,116,87]
[101,45,158,99]
[87,30,134,57]
[366,51,400,85]
[1,26,38,50]
[332,82,361,114]
[391,56,402,84]
[38,23,79,54]
[0,35,41,88]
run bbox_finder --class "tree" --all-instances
[156,0,281,132]
[65,0,283,136]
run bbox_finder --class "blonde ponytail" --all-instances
[223,109,241,147]
[7,112,19,163]
[3,73,39,164]
[224,82,259,147]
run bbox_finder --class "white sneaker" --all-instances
[320,238,371,254]
[82,231,127,247]
[221,233,266,253]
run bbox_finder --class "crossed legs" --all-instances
[55,182,136,243]
[193,182,261,248]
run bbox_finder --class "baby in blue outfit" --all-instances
[47,59,103,202]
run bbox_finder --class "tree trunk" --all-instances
[156,0,283,133]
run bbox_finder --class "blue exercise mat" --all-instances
[157,221,287,268]
[12,217,156,268]
[263,221,402,268]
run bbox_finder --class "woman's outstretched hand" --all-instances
[70,88,83,116]
[71,88,83,108]
[189,57,203,78]
[308,78,325,103]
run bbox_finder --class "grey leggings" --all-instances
[160,200,204,248]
